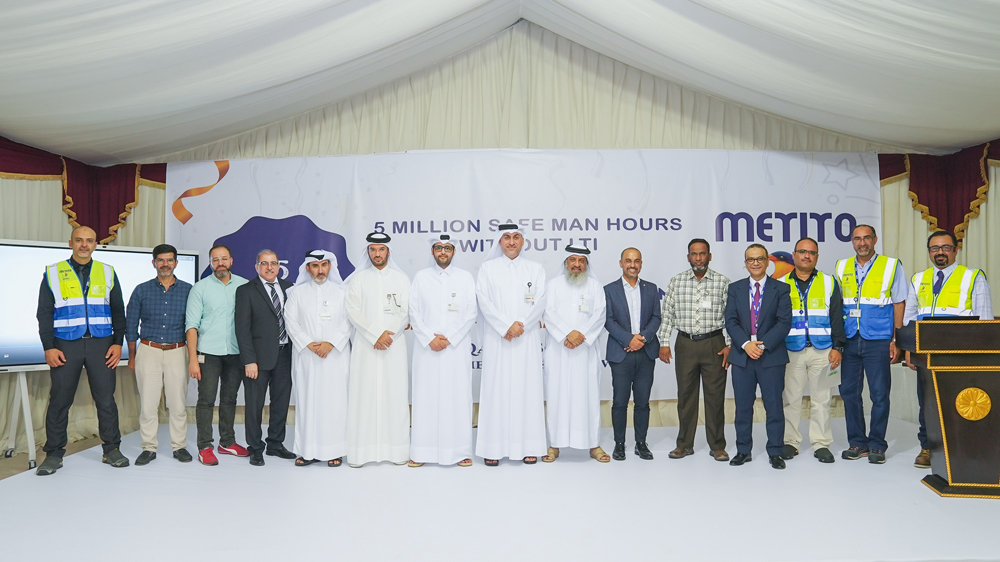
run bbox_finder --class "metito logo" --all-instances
[715,212,857,243]
[206,215,354,282]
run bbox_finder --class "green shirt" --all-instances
[184,273,248,355]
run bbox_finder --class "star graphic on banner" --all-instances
[822,158,860,191]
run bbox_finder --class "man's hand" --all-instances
[626,335,645,352]
[905,350,917,371]
[45,348,65,368]
[719,346,730,369]
[375,330,395,350]
[127,356,136,372]
[659,346,672,363]
[829,349,842,370]
[308,342,334,358]
[505,321,525,342]
[429,334,451,352]
[105,344,122,369]
[565,330,585,348]
[189,360,201,380]
[889,340,901,363]
[745,341,764,360]
[245,363,258,380]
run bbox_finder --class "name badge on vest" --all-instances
[91,284,106,297]
[794,319,807,330]
[809,298,821,308]
[849,309,862,318]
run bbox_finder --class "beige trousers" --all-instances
[136,343,189,452]
[782,346,833,451]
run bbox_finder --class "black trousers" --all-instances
[196,353,244,450]
[243,344,293,453]
[610,351,655,444]
[44,336,121,458]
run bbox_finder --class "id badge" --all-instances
[524,293,535,304]
[319,312,332,321]
[849,309,862,318]
[447,303,459,312]
[794,319,807,330]
[579,303,591,314]
[700,299,712,308]
[383,306,395,313]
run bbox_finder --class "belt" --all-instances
[677,329,724,342]
[140,339,185,350]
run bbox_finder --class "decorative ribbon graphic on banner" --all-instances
[171,160,230,224]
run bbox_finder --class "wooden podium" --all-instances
[900,320,1000,499]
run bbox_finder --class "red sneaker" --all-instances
[218,443,250,457]
[198,447,219,466]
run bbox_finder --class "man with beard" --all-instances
[185,244,250,466]
[542,245,609,463]
[126,244,193,465]
[777,237,845,464]
[284,250,352,467]
[604,247,660,461]
[903,231,992,468]
[408,235,478,467]
[476,223,548,466]
[657,238,732,462]
[345,233,411,467]
[835,225,907,464]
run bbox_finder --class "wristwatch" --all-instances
[757,342,766,350]
[638,335,647,343]
[833,345,845,353]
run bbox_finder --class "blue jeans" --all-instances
[839,335,891,452]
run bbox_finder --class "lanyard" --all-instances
[853,257,873,311]
[795,275,815,314]
[750,281,763,331]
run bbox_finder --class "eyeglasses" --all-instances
[928,245,955,253]
[432,245,455,252]
[258,261,279,267]
[793,250,818,256]
[744,257,768,264]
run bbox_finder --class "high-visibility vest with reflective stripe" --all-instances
[46,260,115,340]
[912,265,979,320]
[836,255,897,340]
[780,271,835,352]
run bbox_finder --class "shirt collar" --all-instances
[621,276,639,290]
[935,262,959,278]
[749,275,768,289]
[259,275,279,286]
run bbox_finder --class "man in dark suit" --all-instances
[235,249,296,466]
[604,247,661,461]
[724,243,792,469]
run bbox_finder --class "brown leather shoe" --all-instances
[914,448,931,468]
[668,446,694,459]
[709,449,730,462]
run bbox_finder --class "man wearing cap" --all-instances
[284,250,352,467]
[235,249,296,466]
[476,223,548,466]
[408,235,478,467]
[345,233,411,467]
[903,230,992,469]
[542,245,609,463]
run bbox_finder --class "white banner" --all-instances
[167,149,881,401]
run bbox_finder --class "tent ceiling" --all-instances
[2,0,999,166]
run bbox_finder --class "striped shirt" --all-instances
[657,267,731,345]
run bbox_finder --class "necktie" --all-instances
[267,282,286,343]
[933,270,944,295]
[751,281,761,335]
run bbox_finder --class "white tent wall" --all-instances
[2,20,996,455]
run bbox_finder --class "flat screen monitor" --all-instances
[0,239,199,371]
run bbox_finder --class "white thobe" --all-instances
[284,281,352,461]
[543,275,607,449]
[475,255,547,460]
[345,266,411,465]
[409,265,478,464]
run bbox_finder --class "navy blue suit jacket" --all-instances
[724,277,792,369]
[604,277,661,364]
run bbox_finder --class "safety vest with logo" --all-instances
[836,255,898,340]
[780,271,835,352]
[46,260,115,340]
[912,265,979,320]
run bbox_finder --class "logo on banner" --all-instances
[205,215,354,282]
[769,251,795,279]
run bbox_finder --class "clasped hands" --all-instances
[563,330,585,349]
[308,341,335,357]
[375,330,395,350]
[505,321,525,341]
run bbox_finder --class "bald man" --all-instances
[35,226,129,475]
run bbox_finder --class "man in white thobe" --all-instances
[284,250,352,467]
[476,223,547,465]
[408,235,478,467]
[542,245,609,463]
[345,232,411,467]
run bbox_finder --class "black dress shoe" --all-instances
[814,448,835,463]
[265,446,296,460]
[729,452,751,466]
[172,448,193,463]
[135,451,157,466]
[634,442,653,460]
[612,442,626,461]
[769,455,786,469]
[780,444,798,460]
[249,451,265,466]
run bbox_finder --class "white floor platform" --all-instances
[3,419,999,562]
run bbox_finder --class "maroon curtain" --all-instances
[0,135,164,242]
